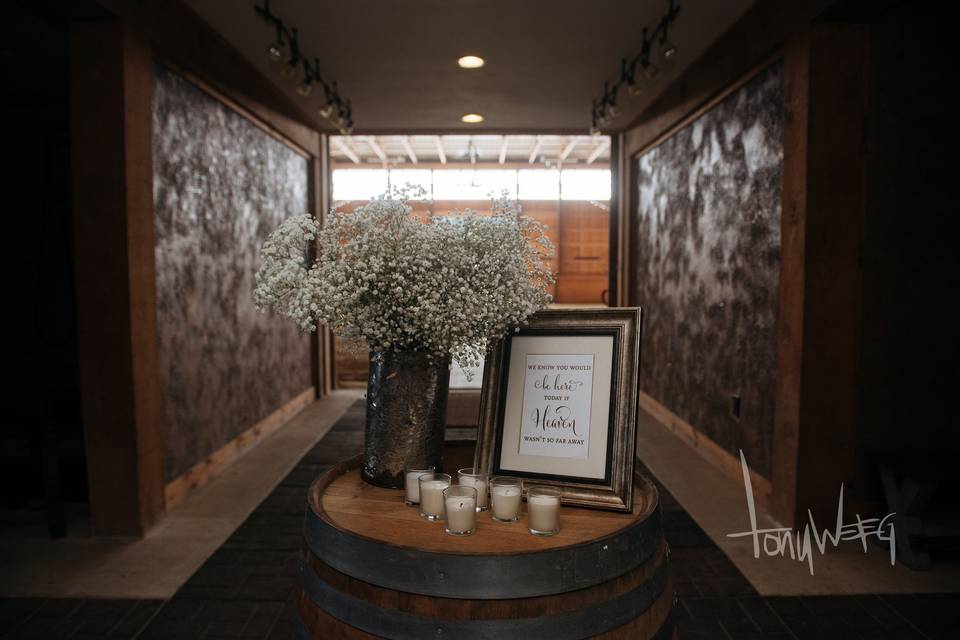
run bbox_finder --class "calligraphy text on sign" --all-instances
[519,354,594,460]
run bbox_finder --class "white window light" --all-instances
[560,169,611,200]
[332,169,389,201]
[518,169,560,199]
[389,169,433,198]
[433,169,518,200]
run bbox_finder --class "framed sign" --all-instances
[474,308,642,512]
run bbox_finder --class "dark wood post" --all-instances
[773,24,869,526]
[70,17,165,535]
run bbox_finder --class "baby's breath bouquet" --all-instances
[254,188,555,372]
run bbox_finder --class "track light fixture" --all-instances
[590,0,681,135]
[254,0,354,134]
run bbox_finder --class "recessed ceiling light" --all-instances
[461,113,484,124]
[457,55,485,69]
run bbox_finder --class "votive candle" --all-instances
[443,485,478,536]
[403,467,435,505]
[418,473,451,521]
[527,486,561,536]
[490,476,522,522]
[457,468,489,511]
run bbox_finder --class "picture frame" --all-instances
[473,307,643,512]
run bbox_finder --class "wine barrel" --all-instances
[295,450,673,640]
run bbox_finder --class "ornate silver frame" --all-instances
[473,307,643,512]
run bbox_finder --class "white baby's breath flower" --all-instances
[254,188,555,375]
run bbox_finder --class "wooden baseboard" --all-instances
[639,392,772,506]
[164,387,316,509]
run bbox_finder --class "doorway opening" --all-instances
[328,134,613,391]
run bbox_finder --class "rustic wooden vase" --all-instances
[361,349,451,488]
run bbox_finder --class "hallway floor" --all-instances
[1,401,956,639]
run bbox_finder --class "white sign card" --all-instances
[518,354,595,460]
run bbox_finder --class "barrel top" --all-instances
[312,455,657,555]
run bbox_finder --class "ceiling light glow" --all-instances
[457,55,485,69]
[461,113,484,124]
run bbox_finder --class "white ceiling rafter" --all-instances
[365,136,387,163]
[400,136,418,164]
[435,136,447,164]
[528,135,543,164]
[586,138,610,164]
[333,137,360,164]
[329,134,611,166]
[558,136,581,162]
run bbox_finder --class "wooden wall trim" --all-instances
[71,19,164,535]
[640,393,772,506]
[165,387,315,509]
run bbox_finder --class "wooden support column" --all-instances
[608,133,624,307]
[70,18,164,535]
[318,133,335,395]
[772,24,869,526]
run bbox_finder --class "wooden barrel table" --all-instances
[295,446,673,639]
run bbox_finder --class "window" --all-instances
[390,169,433,198]
[332,169,388,201]
[518,169,560,199]
[560,169,611,200]
[332,167,613,203]
[432,169,518,200]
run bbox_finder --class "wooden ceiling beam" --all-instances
[558,135,581,162]
[401,136,418,164]
[435,136,447,164]
[365,136,387,163]
[528,135,542,164]
[333,137,361,164]
[586,138,610,165]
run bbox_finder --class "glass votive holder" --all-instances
[490,476,523,523]
[418,473,451,521]
[457,467,489,512]
[443,485,478,536]
[403,466,435,506]
[527,486,561,536]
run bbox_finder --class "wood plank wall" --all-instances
[557,201,611,304]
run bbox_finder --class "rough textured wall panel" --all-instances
[633,62,783,477]
[152,63,311,481]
